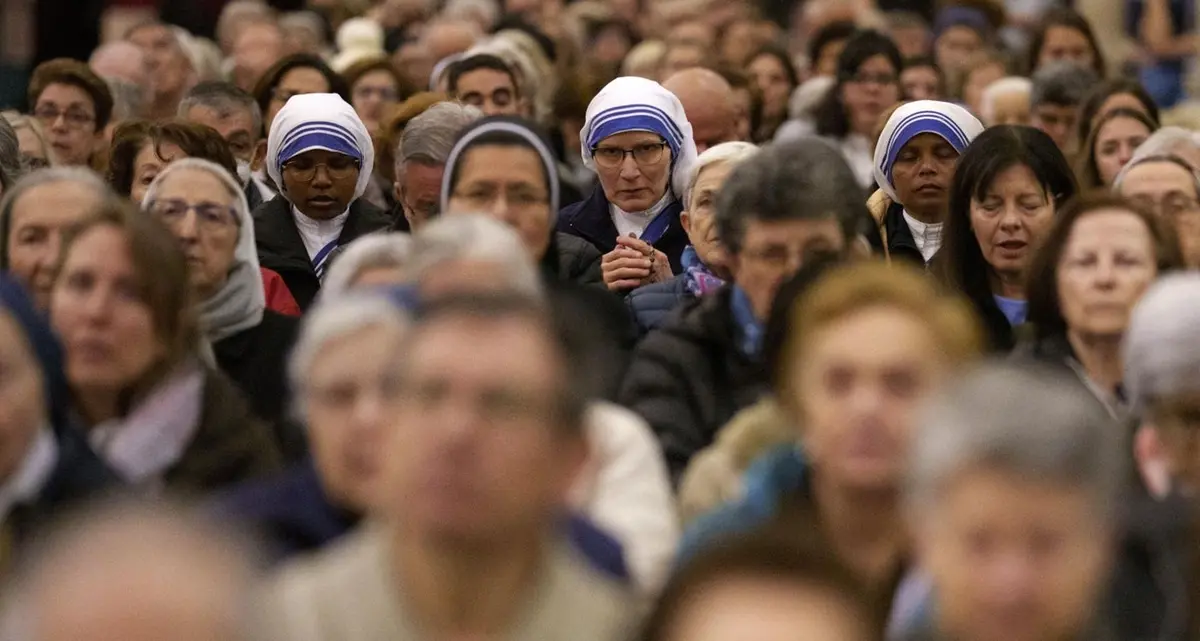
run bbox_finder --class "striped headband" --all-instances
[586,104,686,158]
[277,121,364,174]
[882,111,974,186]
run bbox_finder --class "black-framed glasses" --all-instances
[147,198,239,231]
[591,141,668,168]
[282,156,361,182]
[32,104,95,129]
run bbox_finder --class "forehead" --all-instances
[37,83,93,107]
[292,148,354,163]
[804,305,939,363]
[596,130,663,147]
[1098,116,1149,137]
[1046,25,1088,44]
[743,217,844,245]
[310,323,404,373]
[457,67,515,89]
[899,132,954,152]
[403,162,445,194]
[694,161,735,191]
[1123,162,1197,194]
[1066,209,1152,244]
[403,314,559,382]
[13,182,102,221]
[186,104,253,127]
[65,225,132,270]
[458,144,545,184]
[278,66,329,89]
[156,168,232,197]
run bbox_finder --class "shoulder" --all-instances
[541,543,637,640]
[627,276,687,309]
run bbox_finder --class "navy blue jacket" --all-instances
[557,186,689,273]
[626,274,691,337]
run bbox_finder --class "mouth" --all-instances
[307,196,339,207]
[996,240,1027,251]
[914,184,943,194]
[72,337,114,363]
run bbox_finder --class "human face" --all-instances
[841,55,900,137]
[1033,104,1077,152]
[1096,93,1150,125]
[382,314,585,544]
[1093,116,1150,187]
[733,218,845,321]
[593,131,673,213]
[182,104,258,164]
[231,23,284,92]
[795,306,945,491]
[281,149,361,220]
[687,99,740,153]
[1119,162,1200,267]
[970,164,1056,283]
[901,66,941,101]
[890,133,958,220]
[352,266,408,290]
[593,25,632,65]
[1057,210,1158,339]
[15,125,51,168]
[748,54,793,121]
[351,70,401,134]
[1038,26,1095,71]
[891,25,931,59]
[50,226,166,397]
[446,145,553,260]
[454,68,522,116]
[305,323,406,512]
[0,311,46,485]
[128,24,192,99]
[33,83,101,167]
[986,91,1031,127]
[919,468,1112,641]
[130,141,186,205]
[682,161,734,277]
[6,182,103,309]
[146,168,240,301]
[396,161,444,230]
[266,66,331,133]
[730,87,753,142]
[935,26,983,74]
[663,579,872,641]
[963,62,1006,116]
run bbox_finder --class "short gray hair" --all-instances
[980,76,1032,123]
[320,233,413,303]
[410,214,543,297]
[714,137,867,255]
[178,81,264,138]
[0,116,22,193]
[1130,126,1200,166]
[1124,273,1200,412]
[0,167,111,266]
[288,294,409,421]
[684,141,758,210]
[1113,153,1200,194]
[908,362,1126,522]
[1031,62,1098,108]
[398,102,484,168]
[106,78,144,122]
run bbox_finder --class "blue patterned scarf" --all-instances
[681,245,723,297]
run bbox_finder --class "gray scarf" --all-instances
[201,261,265,343]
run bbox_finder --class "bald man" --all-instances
[663,68,743,153]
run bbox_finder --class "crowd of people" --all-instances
[0,0,1199,639]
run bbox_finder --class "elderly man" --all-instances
[179,81,273,208]
[392,102,483,231]
[662,68,743,153]
[1030,61,1098,155]
[230,20,286,92]
[260,294,636,641]
[1116,154,1200,268]
[125,21,198,119]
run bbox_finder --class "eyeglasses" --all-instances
[742,244,840,270]
[591,141,668,169]
[147,198,239,231]
[282,156,361,182]
[846,72,898,87]
[1129,194,1200,219]
[33,104,95,129]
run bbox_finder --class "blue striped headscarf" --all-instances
[580,76,698,202]
[873,100,985,202]
[266,93,376,204]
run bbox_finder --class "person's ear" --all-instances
[251,140,268,171]
[680,210,692,235]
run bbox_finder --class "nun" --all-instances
[253,93,392,312]
[557,77,699,293]
[868,100,984,266]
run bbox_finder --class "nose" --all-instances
[619,153,641,180]
[486,192,514,223]
[177,210,200,240]
[1093,255,1118,288]
[998,204,1022,231]
[311,164,333,187]
[350,388,387,433]
[1118,143,1134,167]
[80,284,115,324]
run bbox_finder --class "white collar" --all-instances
[291,204,350,259]
[609,190,672,221]
[0,428,58,520]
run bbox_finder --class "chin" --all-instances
[612,196,656,213]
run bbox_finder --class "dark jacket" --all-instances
[213,310,305,461]
[557,186,690,273]
[553,232,605,288]
[1012,333,1122,414]
[253,196,393,312]
[8,426,117,540]
[626,274,691,337]
[866,201,927,267]
[244,179,265,214]
[618,287,769,482]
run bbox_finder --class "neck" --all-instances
[390,526,545,637]
[75,387,122,426]
[904,205,944,226]
[989,269,1025,299]
[812,473,906,589]
[1066,330,1124,394]
[148,92,182,120]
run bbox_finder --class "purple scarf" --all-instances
[682,245,724,297]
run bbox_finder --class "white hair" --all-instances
[443,0,501,30]
[684,141,759,210]
[410,214,543,297]
[788,76,834,120]
[1130,126,1200,163]
[979,76,1033,124]
[320,233,413,304]
[288,293,409,421]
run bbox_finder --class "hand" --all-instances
[601,246,652,291]
[615,235,673,284]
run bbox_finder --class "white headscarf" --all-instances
[873,100,984,202]
[143,158,265,343]
[266,93,376,205]
[580,76,698,202]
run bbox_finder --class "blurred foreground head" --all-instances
[2,500,259,641]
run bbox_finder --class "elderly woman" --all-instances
[141,158,302,459]
[1127,127,1200,170]
[1021,193,1184,413]
[318,233,412,303]
[627,142,758,336]
[557,76,699,292]
[0,169,112,310]
[979,77,1032,127]
[107,119,238,206]
[1116,154,1200,268]
[1,112,56,171]
[255,93,393,311]
[0,116,22,196]
[48,198,280,494]
[868,100,985,265]
[936,126,1077,352]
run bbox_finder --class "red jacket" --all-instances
[260,268,301,317]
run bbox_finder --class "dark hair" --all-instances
[107,120,238,197]
[178,81,263,139]
[1026,191,1184,342]
[813,31,903,138]
[748,44,800,91]
[252,54,350,131]
[715,66,764,140]
[639,527,879,641]
[763,254,844,387]
[1075,79,1161,149]
[808,20,857,70]
[1026,8,1105,77]
[934,125,1077,351]
[341,56,414,102]
[28,58,115,131]
[1076,108,1159,190]
[446,54,520,97]
[901,55,945,97]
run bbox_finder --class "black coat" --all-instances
[213,310,305,461]
[866,201,927,267]
[252,196,393,312]
[626,274,691,338]
[556,186,690,273]
[8,426,116,538]
[618,287,769,483]
[551,232,604,289]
